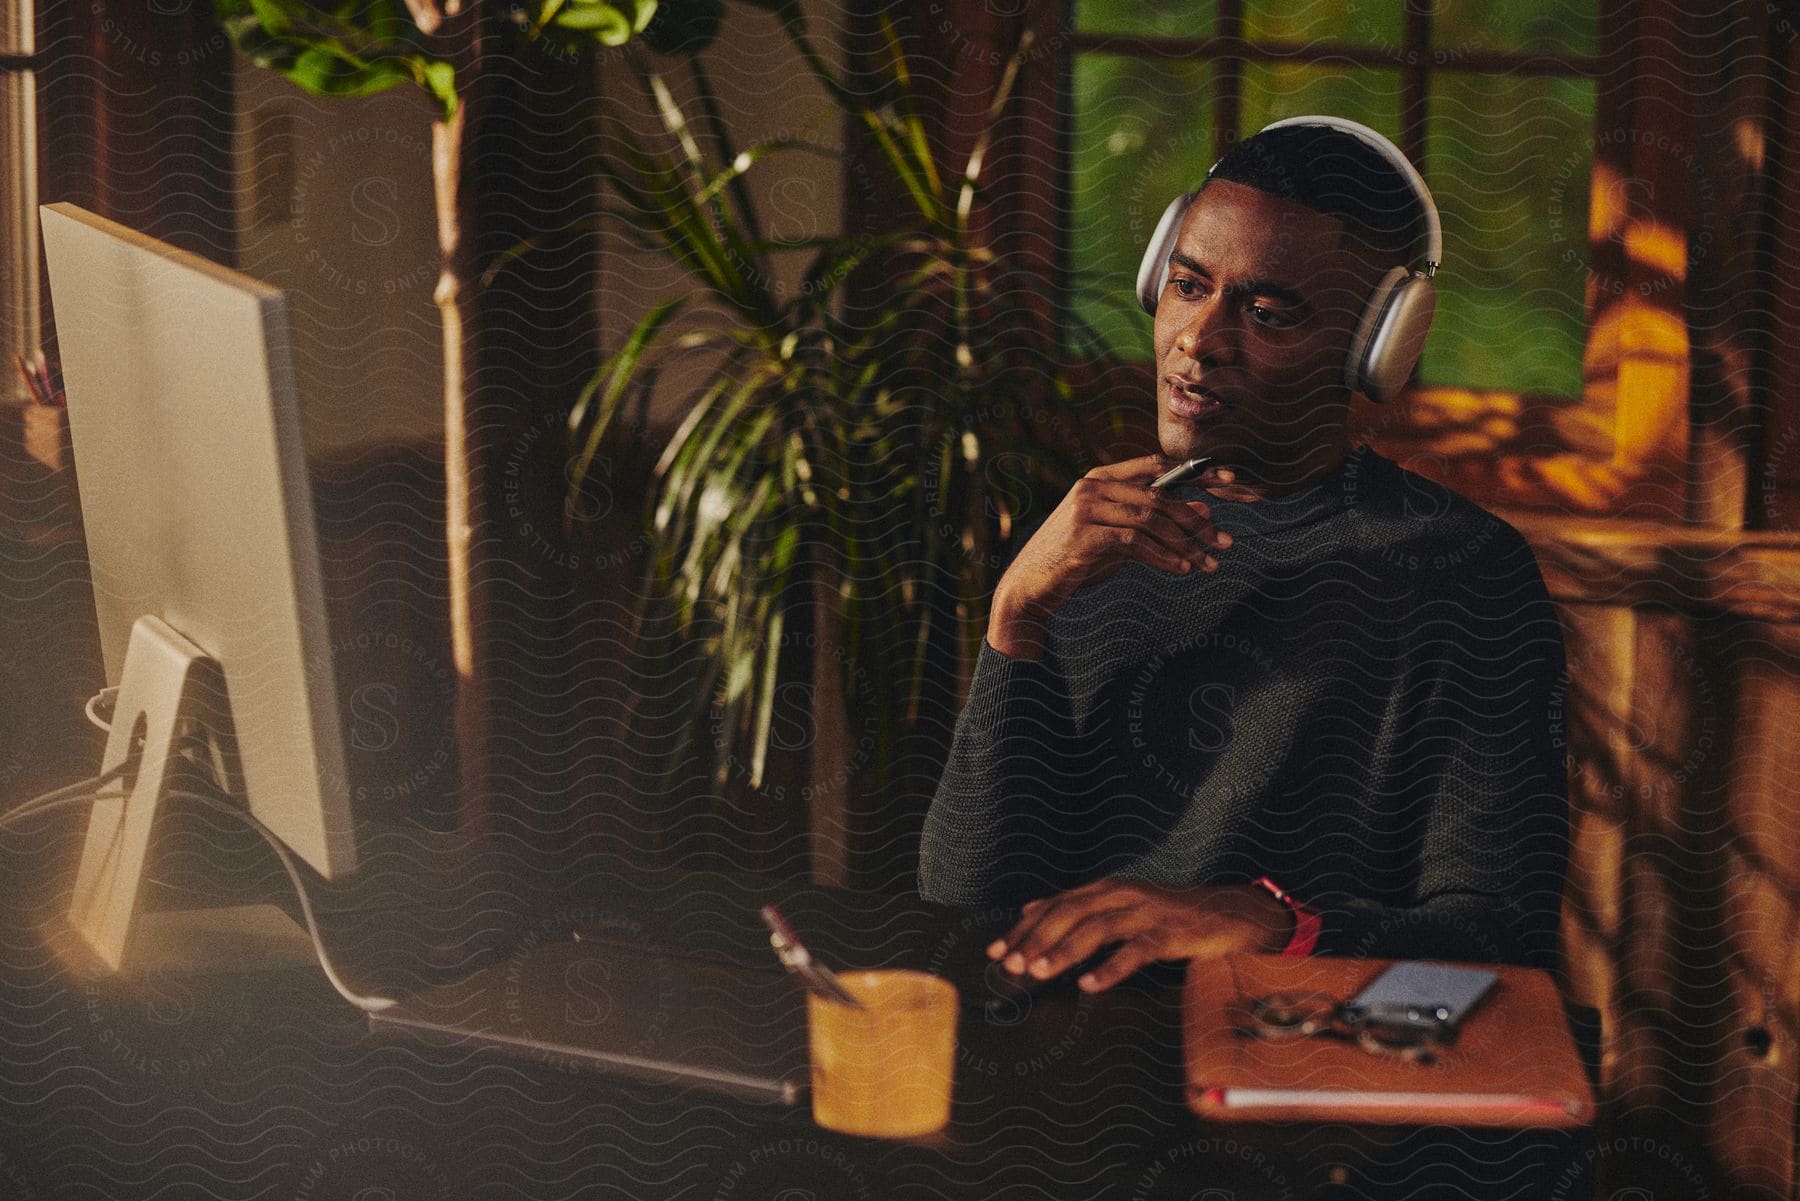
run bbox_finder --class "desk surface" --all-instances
[0,822,1589,1200]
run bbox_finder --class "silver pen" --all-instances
[1149,456,1219,490]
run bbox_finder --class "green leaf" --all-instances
[876,16,945,200]
[287,45,411,99]
[244,0,293,37]
[648,71,711,189]
[681,472,772,630]
[650,359,745,496]
[554,0,634,43]
[657,365,772,539]
[747,604,784,788]
[567,295,689,521]
[692,137,816,208]
[859,110,946,227]
[602,128,768,318]
[420,59,457,120]
[218,0,490,121]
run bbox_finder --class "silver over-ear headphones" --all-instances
[1134,115,1442,405]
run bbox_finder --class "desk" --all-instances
[0,822,1591,1200]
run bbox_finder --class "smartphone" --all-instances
[1342,962,1498,1039]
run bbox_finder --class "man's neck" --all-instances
[1204,441,1355,503]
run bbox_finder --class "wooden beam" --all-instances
[1746,8,1800,533]
[1214,0,1243,155]
[1398,0,1430,173]
[1684,1,1775,529]
[1069,31,1600,79]
[1605,0,1695,516]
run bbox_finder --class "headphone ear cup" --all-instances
[1347,267,1436,404]
[1137,193,1195,316]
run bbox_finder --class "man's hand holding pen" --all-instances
[986,454,1235,661]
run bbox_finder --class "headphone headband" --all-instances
[1252,116,1441,275]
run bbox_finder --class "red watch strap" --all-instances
[1253,876,1321,957]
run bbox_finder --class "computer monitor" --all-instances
[33,207,840,1106]
[40,202,358,973]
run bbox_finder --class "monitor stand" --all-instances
[58,615,316,976]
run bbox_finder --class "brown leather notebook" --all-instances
[1183,955,1595,1128]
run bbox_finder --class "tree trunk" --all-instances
[426,13,604,839]
[430,12,492,830]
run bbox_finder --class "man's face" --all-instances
[1151,179,1381,480]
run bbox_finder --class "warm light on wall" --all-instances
[1624,220,1687,283]
[1589,298,1689,365]
[1589,162,1630,243]
[1733,116,1766,172]
[1533,454,1639,510]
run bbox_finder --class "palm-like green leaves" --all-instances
[578,24,1094,794]
[215,0,659,118]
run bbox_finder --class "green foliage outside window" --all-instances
[1424,73,1595,395]
[1243,0,1402,44]
[1071,0,1216,39]
[1068,53,1214,360]
[1432,0,1596,57]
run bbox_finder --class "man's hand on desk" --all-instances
[987,456,1235,661]
[986,879,1293,993]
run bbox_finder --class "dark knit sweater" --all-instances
[919,447,1568,970]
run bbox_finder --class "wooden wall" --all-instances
[1362,3,1800,1193]
[1513,518,1800,1198]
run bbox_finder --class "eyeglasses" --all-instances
[1225,986,1446,1066]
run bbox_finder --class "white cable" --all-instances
[0,787,124,831]
[165,789,396,1013]
[3,763,130,822]
[0,776,397,1014]
[83,686,120,733]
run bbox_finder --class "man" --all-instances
[918,121,1568,993]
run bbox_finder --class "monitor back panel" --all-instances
[40,203,355,877]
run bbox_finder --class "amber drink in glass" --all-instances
[807,969,957,1137]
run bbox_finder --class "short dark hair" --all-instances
[1202,124,1425,267]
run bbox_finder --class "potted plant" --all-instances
[575,14,1099,887]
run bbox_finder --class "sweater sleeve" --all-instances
[918,639,1083,907]
[1309,530,1570,970]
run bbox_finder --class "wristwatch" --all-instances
[1253,876,1321,957]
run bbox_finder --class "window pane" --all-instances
[1069,53,1213,360]
[1422,74,1596,393]
[1238,64,1403,143]
[1244,0,1404,46]
[1072,0,1216,39]
[1433,0,1596,57]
